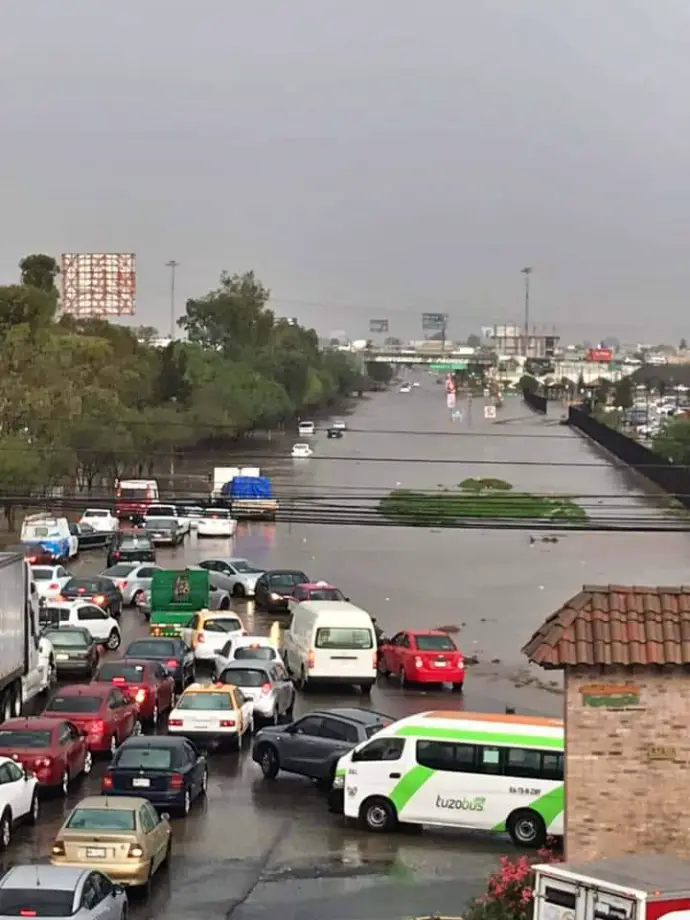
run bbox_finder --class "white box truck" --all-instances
[0,553,54,720]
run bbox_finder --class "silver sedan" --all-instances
[195,558,265,598]
[100,563,160,606]
[0,864,127,920]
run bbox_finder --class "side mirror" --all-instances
[344,597,351,602]
[112,884,125,896]
[22,765,30,781]
[161,812,171,821]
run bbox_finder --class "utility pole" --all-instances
[165,260,179,340]
[521,267,532,356]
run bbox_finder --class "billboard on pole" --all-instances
[369,319,389,333]
[422,312,447,331]
[61,253,136,317]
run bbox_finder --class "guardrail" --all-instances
[522,389,547,414]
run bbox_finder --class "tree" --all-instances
[19,254,60,293]
[613,376,634,409]
[577,371,585,393]
[365,362,394,386]
[0,435,48,530]
[653,418,690,465]
[466,333,481,347]
[0,285,57,338]
[518,374,539,394]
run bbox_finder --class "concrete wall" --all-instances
[565,667,690,860]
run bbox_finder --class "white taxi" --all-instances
[167,682,254,748]
[197,508,237,538]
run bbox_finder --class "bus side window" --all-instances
[506,748,543,779]
[541,752,564,781]
[478,746,502,775]
[416,740,476,773]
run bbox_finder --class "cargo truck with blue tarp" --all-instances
[221,474,278,521]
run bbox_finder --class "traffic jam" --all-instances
[0,476,562,918]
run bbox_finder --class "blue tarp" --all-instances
[222,476,273,499]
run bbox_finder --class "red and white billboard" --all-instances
[586,347,613,362]
[61,253,136,317]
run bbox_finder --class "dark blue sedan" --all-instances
[101,735,208,816]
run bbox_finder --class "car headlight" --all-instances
[332,774,345,789]
[270,592,281,600]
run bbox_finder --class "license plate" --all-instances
[132,777,150,788]
[194,722,210,730]
[434,660,447,667]
[56,653,69,661]
[86,847,106,858]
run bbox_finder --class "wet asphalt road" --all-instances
[6,377,690,918]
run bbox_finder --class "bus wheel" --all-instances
[360,797,397,833]
[507,809,546,848]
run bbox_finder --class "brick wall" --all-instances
[565,667,690,860]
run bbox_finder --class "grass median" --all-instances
[378,478,586,526]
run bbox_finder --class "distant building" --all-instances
[485,323,559,359]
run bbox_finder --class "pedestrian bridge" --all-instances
[362,347,495,367]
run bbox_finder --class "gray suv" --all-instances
[252,708,392,785]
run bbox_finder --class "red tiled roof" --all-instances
[522,585,690,669]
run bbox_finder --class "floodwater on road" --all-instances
[6,375,690,920]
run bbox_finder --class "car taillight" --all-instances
[120,581,128,589]
[127,844,144,858]
[135,688,147,703]
[28,557,37,564]
[372,651,378,668]
[413,656,423,668]
[112,677,126,684]
[168,718,183,726]
[34,757,52,768]
[169,773,184,789]
[219,719,235,728]
[102,775,113,790]
[20,910,37,917]
[197,632,205,643]
[306,650,315,668]
[48,583,59,590]
[260,683,271,695]
[50,841,65,857]
[113,552,120,561]
[166,659,178,668]
[90,720,106,734]
[93,595,106,605]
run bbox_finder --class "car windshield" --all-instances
[67,807,135,831]
[231,561,262,574]
[43,608,70,623]
[0,729,52,748]
[206,618,242,633]
[103,564,136,577]
[0,890,75,917]
[116,747,173,770]
[234,647,274,661]
[308,588,344,601]
[315,627,373,650]
[85,510,109,517]
[63,578,104,593]
[146,508,175,517]
[96,663,146,682]
[120,537,152,548]
[45,630,89,648]
[47,695,101,713]
[269,573,306,587]
[119,487,147,499]
[177,693,232,710]
[415,634,456,651]
[145,519,176,529]
[220,670,267,687]
[31,568,54,581]
[126,640,177,658]
[203,509,230,519]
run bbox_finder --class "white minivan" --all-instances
[297,421,315,436]
[282,600,377,694]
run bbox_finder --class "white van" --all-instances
[330,711,564,848]
[282,601,376,694]
[297,421,315,436]
[20,514,78,561]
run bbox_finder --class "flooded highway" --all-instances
[5,375,690,919]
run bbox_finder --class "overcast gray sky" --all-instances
[2,0,689,343]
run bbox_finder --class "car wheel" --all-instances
[259,744,280,780]
[181,788,192,816]
[200,768,209,795]
[83,750,93,775]
[106,628,121,650]
[60,770,69,796]
[46,656,57,688]
[452,681,464,693]
[360,796,397,833]
[297,669,307,692]
[398,669,409,689]
[271,707,279,726]
[360,683,373,696]
[507,810,546,848]
[28,792,39,825]
[151,701,159,725]
[285,696,295,721]
[232,583,245,598]
[110,734,118,755]
[0,810,11,849]
[162,838,172,869]
[132,720,142,737]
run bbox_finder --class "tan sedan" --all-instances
[51,794,172,888]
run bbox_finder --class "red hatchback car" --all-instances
[0,717,92,795]
[92,659,175,726]
[42,683,141,755]
[378,630,465,690]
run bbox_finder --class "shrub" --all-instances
[465,845,562,920]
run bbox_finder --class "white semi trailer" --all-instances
[0,552,54,720]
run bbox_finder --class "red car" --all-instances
[378,630,465,690]
[92,659,175,726]
[290,582,350,603]
[0,717,92,795]
[42,683,141,755]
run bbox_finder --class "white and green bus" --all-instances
[330,710,563,847]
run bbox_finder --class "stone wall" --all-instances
[565,667,690,860]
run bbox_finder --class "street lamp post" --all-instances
[165,260,180,340]
[521,267,532,357]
